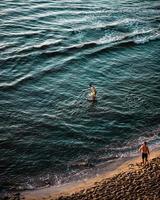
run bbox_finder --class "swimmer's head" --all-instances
[89,83,92,87]
[144,141,147,145]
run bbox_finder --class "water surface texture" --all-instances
[0,0,160,192]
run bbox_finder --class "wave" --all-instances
[15,39,62,55]
[97,27,159,44]
[0,53,35,67]
[0,74,34,90]
[105,127,160,159]
[0,30,43,37]
[1,29,160,64]
[0,43,16,52]
[0,68,59,91]
[0,41,62,65]
[0,56,77,91]
[83,31,160,56]
[69,18,141,33]
[44,27,160,57]
[69,126,160,169]
[133,31,160,44]
[41,41,97,58]
[1,27,159,75]
[1,29,158,77]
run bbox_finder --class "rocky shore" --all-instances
[57,157,160,200]
[2,154,160,200]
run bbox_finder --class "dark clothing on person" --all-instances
[142,152,148,161]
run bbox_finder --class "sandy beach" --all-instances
[3,148,159,200]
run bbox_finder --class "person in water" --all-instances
[89,84,97,101]
[139,141,150,164]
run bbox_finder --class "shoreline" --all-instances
[20,148,160,200]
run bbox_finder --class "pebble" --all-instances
[55,157,160,200]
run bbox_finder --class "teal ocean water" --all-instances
[0,0,160,193]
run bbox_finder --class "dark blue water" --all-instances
[0,0,160,193]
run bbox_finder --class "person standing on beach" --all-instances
[139,142,150,164]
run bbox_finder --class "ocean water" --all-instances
[0,0,160,193]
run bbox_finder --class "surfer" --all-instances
[89,84,97,101]
[139,142,150,164]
